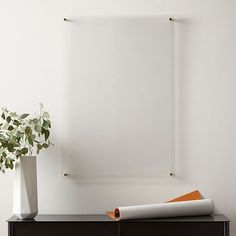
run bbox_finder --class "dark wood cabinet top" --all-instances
[7,214,229,223]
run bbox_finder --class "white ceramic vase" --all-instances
[13,155,38,220]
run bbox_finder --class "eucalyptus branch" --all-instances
[0,105,52,173]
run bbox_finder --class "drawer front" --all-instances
[120,222,225,236]
[12,222,118,236]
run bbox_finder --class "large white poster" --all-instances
[61,15,175,179]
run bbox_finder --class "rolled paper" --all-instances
[114,199,214,220]
[107,190,203,220]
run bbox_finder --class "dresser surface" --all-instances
[8,214,230,236]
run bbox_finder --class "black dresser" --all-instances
[8,214,230,236]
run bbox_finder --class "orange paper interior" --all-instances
[106,190,202,220]
[166,190,202,203]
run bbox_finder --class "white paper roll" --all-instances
[115,199,215,220]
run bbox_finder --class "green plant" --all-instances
[0,104,52,172]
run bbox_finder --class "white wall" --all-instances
[0,0,235,235]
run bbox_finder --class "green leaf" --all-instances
[33,118,38,124]
[5,158,11,168]
[5,158,14,169]
[16,149,22,157]
[44,129,50,141]
[10,137,20,147]
[2,152,7,157]
[13,120,21,126]
[21,147,28,155]
[28,134,36,146]
[7,143,14,152]
[10,112,17,117]
[28,136,34,146]
[34,125,42,133]
[9,159,14,169]
[37,144,42,150]
[43,111,50,119]
[6,116,11,123]
[42,120,50,130]
[16,131,23,138]
[42,143,49,148]
[25,126,32,135]
[19,114,29,119]
[31,134,36,140]
[1,113,5,120]
[8,125,14,131]
[1,142,7,148]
